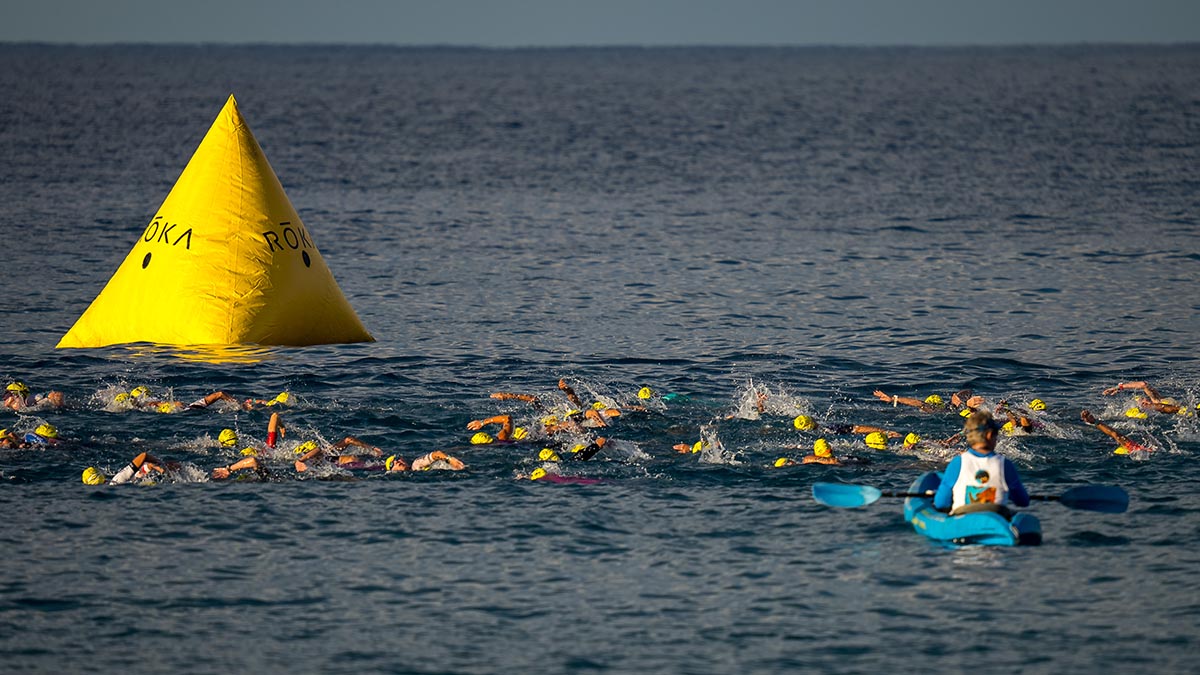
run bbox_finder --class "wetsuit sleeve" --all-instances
[933,457,960,510]
[1004,458,1030,507]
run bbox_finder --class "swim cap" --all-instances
[7,382,28,394]
[218,429,238,447]
[1113,446,1129,455]
[792,415,816,431]
[691,440,704,453]
[538,448,561,462]
[530,467,547,481]
[903,432,921,447]
[865,432,887,450]
[156,402,175,413]
[294,440,319,454]
[960,409,972,417]
[814,438,832,457]
[638,387,653,400]
[385,455,401,471]
[924,394,944,407]
[240,447,258,457]
[1124,407,1148,419]
[130,386,149,398]
[774,457,791,468]
[114,392,129,403]
[271,392,290,405]
[542,416,559,427]
[82,467,107,485]
[511,427,529,440]
[564,409,581,418]
[592,402,607,411]
[1029,399,1047,411]
[34,423,58,439]
[470,432,494,445]
[0,429,10,440]
[570,443,587,454]
[1002,421,1015,434]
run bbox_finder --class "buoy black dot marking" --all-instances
[142,252,152,269]
[302,251,311,267]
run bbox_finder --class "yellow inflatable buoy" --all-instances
[57,95,373,348]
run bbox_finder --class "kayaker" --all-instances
[933,411,1030,516]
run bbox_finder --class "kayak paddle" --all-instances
[812,482,1128,513]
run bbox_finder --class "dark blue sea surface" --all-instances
[1,45,1199,673]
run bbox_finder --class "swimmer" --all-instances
[526,467,601,484]
[23,423,61,446]
[466,415,536,443]
[1081,409,1151,454]
[82,451,179,485]
[0,428,31,449]
[293,436,387,472]
[790,414,900,441]
[779,438,839,465]
[3,382,65,411]
[1103,381,1189,415]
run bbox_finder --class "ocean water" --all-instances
[1,44,1199,673]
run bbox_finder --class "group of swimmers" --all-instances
[1,375,1195,496]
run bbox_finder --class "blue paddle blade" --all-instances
[812,483,882,508]
[1058,485,1129,513]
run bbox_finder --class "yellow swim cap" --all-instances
[294,440,319,454]
[218,429,238,447]
[542,416,559,427]
[691,440,704,453]
[903,432,921,447]
[570,443,587,454]
[865,432,887,450]
[271,392,290,405]
[538,448,561,462]
[7,381,28,394]
[814,438,831,457]
[924,394,944,407]
[1125,407,1148,419]
[960,409,972,417]
[35,423,58,439]
[240,447,258,457]
[385,455,399,471]
[1113,446,1129,455]
[114,392,129,403]
[530,467,547,481]
[638,387,653,400]
[82,467,107,485]
[792,415,816,431]
[471,432,494,445]
[130,386,149,398]
[156,402,175,414]
[1002,421,1015,434]
[1029,399,1046,411]
[512,427,529,440]
[774,457,791,468]
[591,402,607,411]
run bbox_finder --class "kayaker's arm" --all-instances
[1003,459,1030,507]
[933,457,960,511]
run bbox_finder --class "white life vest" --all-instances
[951,451,1010,510]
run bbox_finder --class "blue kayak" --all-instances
[903,471,1042,547]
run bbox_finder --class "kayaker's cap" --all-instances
[637,387,653,400]
[903,432,921,448]
[864,432,887,450]
[218,429,239,447]
[1029,398,1047,411]
[813,438,832,457]
[538,448,561,462]
[82,467,107,485]
[470,432,494,445]
[924,394,944,408]
[34,423,58,439]
[1124,407,1148,419]
[792,415,816,431]
[530,467,547,481]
